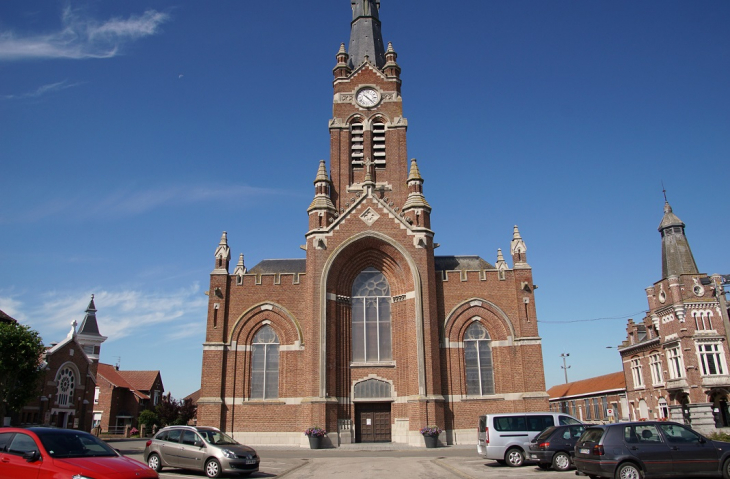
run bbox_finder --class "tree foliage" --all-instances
[156,393,179,426]
[152,393,197,427]
[178,397,196,425]
[138,409,160,431]
[0,322,46,420]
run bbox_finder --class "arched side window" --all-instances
[464,322,494,396]
[351,268,392,362]
[56,367,76,407]
[251,325,280,399]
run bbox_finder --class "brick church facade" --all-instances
[198,0,548,446]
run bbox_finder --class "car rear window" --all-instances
[166,429,183,443]
[494,416,526,432]
[0,433,13,452]
[494,415,553,432]
[624,425,662,444]
[478,416,487,431]
[579,428,605,444]
[534,426,557,442]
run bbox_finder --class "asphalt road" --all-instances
[109,439,578,479]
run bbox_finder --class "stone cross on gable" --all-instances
[363,157,374,182]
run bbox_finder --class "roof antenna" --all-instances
[114,356,121,371]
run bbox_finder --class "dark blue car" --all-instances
[574,421,730,479]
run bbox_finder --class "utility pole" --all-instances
[561,353,571,384]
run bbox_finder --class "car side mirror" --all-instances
[23,450,40,463]
[195,440,204,448]
[699,437,706,444]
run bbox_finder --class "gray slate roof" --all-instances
[78,296,102,336]
[248,255,495,275]
[348,0,386,69]
[249,259,306,275]
[435,255,495,271]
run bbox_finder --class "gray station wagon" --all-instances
[143,425,259,478]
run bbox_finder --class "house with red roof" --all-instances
[94,363,164,434]
[547,371,627,423]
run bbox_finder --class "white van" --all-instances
[476,412,581,467]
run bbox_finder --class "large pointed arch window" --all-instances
[352,268,392,362]
[251,325,280,399]
[464,322,494,396]
[55,367,76,407]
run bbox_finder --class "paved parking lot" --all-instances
[113,440,577,479]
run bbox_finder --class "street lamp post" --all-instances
[561,353,571,384]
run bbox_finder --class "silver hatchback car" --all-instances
[143,425,259,478]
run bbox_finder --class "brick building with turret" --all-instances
[198,0,548,447]
[619,199,730,434]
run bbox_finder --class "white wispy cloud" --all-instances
[2,80,83,100]
[2,183,288,225]
[0,285,207,344]
[0,7,170,61]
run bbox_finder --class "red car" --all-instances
[0,427,158,479]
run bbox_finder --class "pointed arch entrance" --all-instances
[320,232,422,443]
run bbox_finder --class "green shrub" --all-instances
[708,431,730,442]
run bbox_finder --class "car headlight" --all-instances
[221,449,236,459]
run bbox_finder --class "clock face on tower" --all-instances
[356,87,380,108]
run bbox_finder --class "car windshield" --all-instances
[36,430,118,458]
[198,429,238,446]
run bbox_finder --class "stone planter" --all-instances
[308,435,324,449]
[423,435,438,448]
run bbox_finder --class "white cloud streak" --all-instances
[0,285,207,344]
[2,183,287,225]
[0,7,170,61]
[2,80,83,100]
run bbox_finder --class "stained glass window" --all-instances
[351,268,392,362]
[464,322,494,396]
[251,325,280,399]
[56,367,75,407]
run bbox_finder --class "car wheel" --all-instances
[615,462,641,479]
[723,458,730,479]
[505,448,525,467]
[147,453,162,472]
[552,451,571,471]
[205,458,222,478]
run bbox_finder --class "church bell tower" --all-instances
[328,0,412,215]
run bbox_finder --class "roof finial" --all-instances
[662,180,668,203]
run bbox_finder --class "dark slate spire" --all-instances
[78,294,100,336]
[658,200,699,278]
[76,294,107,361]
[348,0,385,69]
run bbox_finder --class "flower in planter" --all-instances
[304,427,327,438]
[420,426,442,437]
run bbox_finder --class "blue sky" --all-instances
[1,1,728,400]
